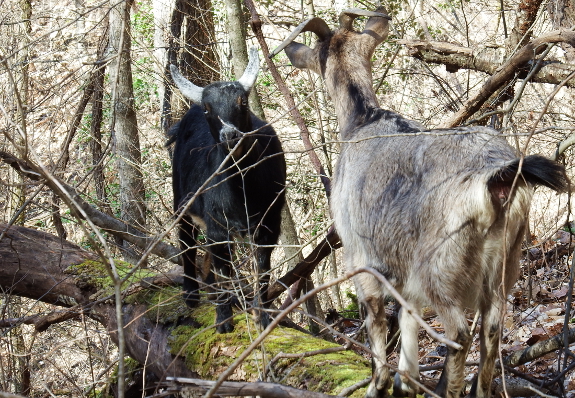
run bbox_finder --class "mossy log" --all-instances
[0,222,371,397]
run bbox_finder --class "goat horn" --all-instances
[170,64,204,103]
[237,47,260,91]
[339,8,391,31]
[269,17,331,58]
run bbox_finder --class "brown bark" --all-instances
[0,222,96,306]
[508,0,544,51]
[442,29,575,127]
[503,326,575,367]
[0,222,195,380]
[167,378,340,398]
[179,0,219,87]
[109,0,146,264]
[401,39,575,89]
[162,0,219,131]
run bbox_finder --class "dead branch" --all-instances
[401,39,575,89]
[503,326,575,367]
[0,151,181,263]
[338,378,370,397]
[266,344,349,376]
[493,376,552,397]
[245,0,332,196]
[269,226,341,303]
[166,377,341,398]
[443,29,575,127]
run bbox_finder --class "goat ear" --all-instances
[361,7,391,52]
[170,64,203,103]
[284,42,321,74]
[237,47,260,92]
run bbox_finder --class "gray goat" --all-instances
[272,7,569,398]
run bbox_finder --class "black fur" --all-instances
[169,101,286,333]
[489,154,569,192]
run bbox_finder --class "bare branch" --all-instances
[245,0,332,196]
[400,39,575,89]
[0,151,181,263]
[503,326,575,367]
[443,29,575,127]
[167,378,340,398]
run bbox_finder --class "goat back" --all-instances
[331,118,565,309]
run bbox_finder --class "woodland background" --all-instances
[1,0,575,397]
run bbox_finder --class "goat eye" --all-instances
[204,104,210,114]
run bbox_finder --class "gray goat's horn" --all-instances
[237,47,260,91]
[269,17,331,58]
[339,8,391,31]
[170,64,204,103]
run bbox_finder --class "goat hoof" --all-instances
[365,384,389,398]
[256,311,271,330]
[392,373,417,397]
[183,292,199,308]
[216,321,234,334]
[215,303,234,333]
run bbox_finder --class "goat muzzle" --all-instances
[220,125,244,150]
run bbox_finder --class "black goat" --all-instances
[168,47,286,333]
[273,8,569,398]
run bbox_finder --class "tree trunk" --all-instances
[161,0,220,132]
[225,0,264,118]
[108,0,146,264]
[91,21,112,216]
[0,223,367,396]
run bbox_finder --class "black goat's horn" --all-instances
[270,17,331,58]
[339,8,391,31]
[237,47,260,91]
[170,64,204,103]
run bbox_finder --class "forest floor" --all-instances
[323,229,575,397]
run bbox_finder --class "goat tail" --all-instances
[488,155,570,196]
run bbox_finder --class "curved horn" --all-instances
[339,8,391,31]
[237,47,260,92]
[269,17,331,58]
[170,64,203,103]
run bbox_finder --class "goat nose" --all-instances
[220,125,242,142]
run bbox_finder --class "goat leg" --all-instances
[211,243,235,333]
[180,218,200,307]
[253,245,273,330]
[432,326,473,398]
[469,300,504,398]
[393,306,421,397]
[356,276,390,398]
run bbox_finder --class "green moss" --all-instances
[68,261,375,396]
[168,304,372,396]
[65,259,155,299]
[129,286,194,324]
